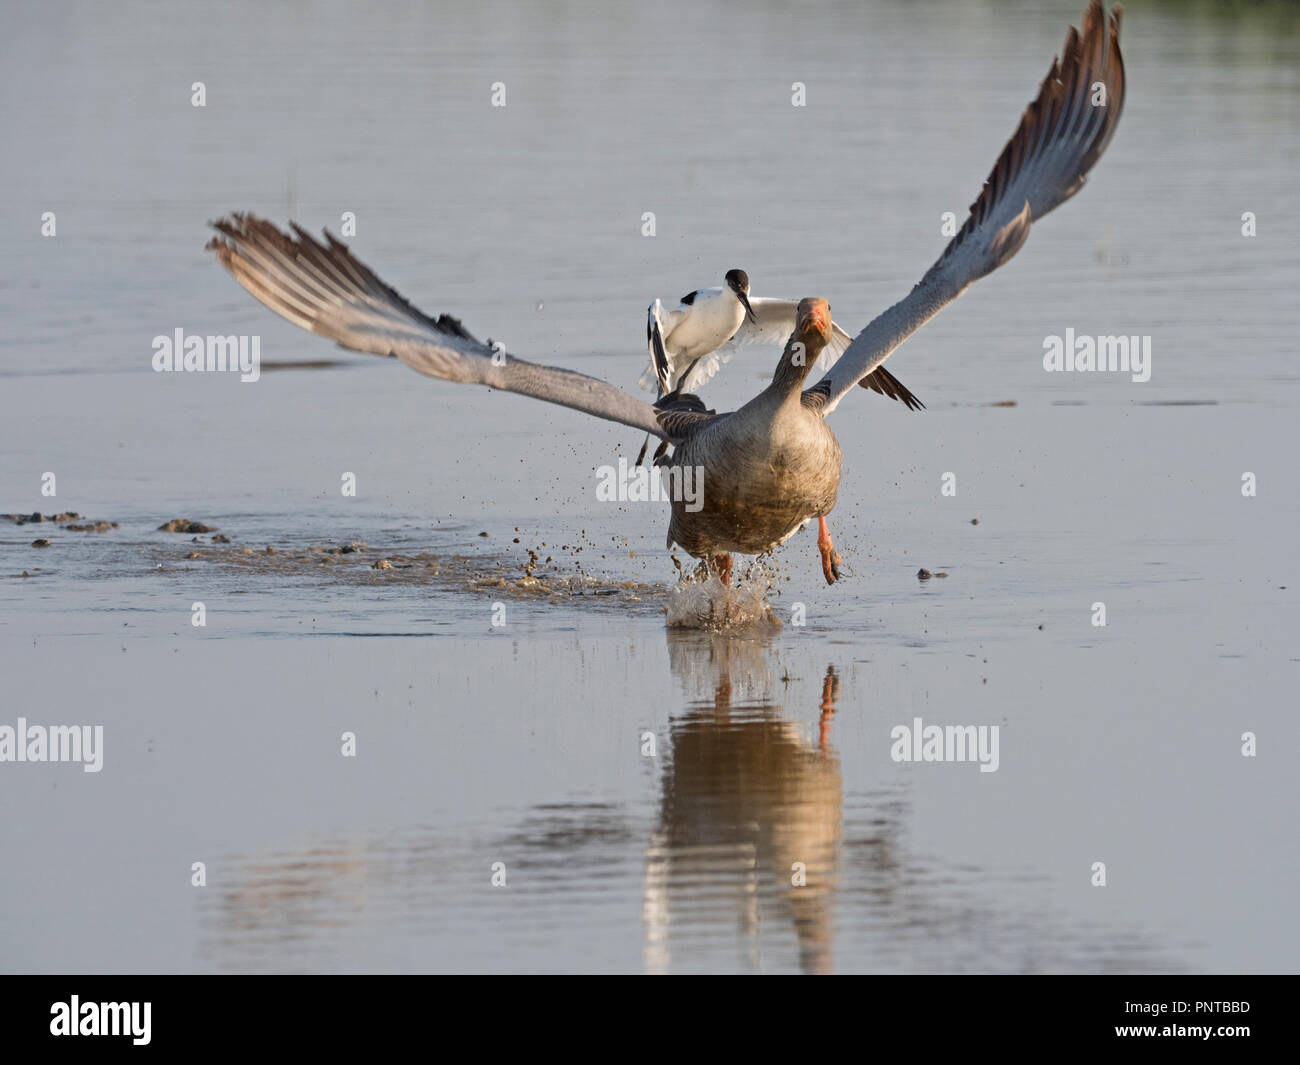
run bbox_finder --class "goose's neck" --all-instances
[767,332,822,400]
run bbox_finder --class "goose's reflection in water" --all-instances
[644,633,853,974]
[198,633,1178,973]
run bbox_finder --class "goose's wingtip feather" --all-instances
[813,1,1124,415]
[208,213,669,440]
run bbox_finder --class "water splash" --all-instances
[665,559,782,632]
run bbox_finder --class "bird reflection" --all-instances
[643,632,854,974]
[195,633,1173,974]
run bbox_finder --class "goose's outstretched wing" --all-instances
[805,0,1125,416]
[208,214,669,440]
[719,298,925,410]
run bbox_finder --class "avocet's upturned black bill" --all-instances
[725,269,757,325]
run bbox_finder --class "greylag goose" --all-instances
[208,1,1123,589]
[637,278,923,465]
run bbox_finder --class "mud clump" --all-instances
[306,541,369,556]
[159,519,217,533]
[4,512,81,525]
[64,521,118,532]
[148,533,666,617]
[5,512,120,532]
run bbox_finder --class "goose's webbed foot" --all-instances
[817,516,841,586]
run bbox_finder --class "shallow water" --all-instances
[1,0,1298,973]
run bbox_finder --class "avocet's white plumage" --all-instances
[635,279,925,462]
[641,269,755,396]
[645,294,844,395]
[718,298,850,372]
[642,294,925,407]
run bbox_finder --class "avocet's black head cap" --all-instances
[725,269,756,323]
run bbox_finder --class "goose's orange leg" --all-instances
[817,516,841,585]
[711,553,733,587]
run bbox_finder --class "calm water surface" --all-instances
[1,0,1297,973]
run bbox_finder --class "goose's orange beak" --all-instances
[797,298,831,341]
